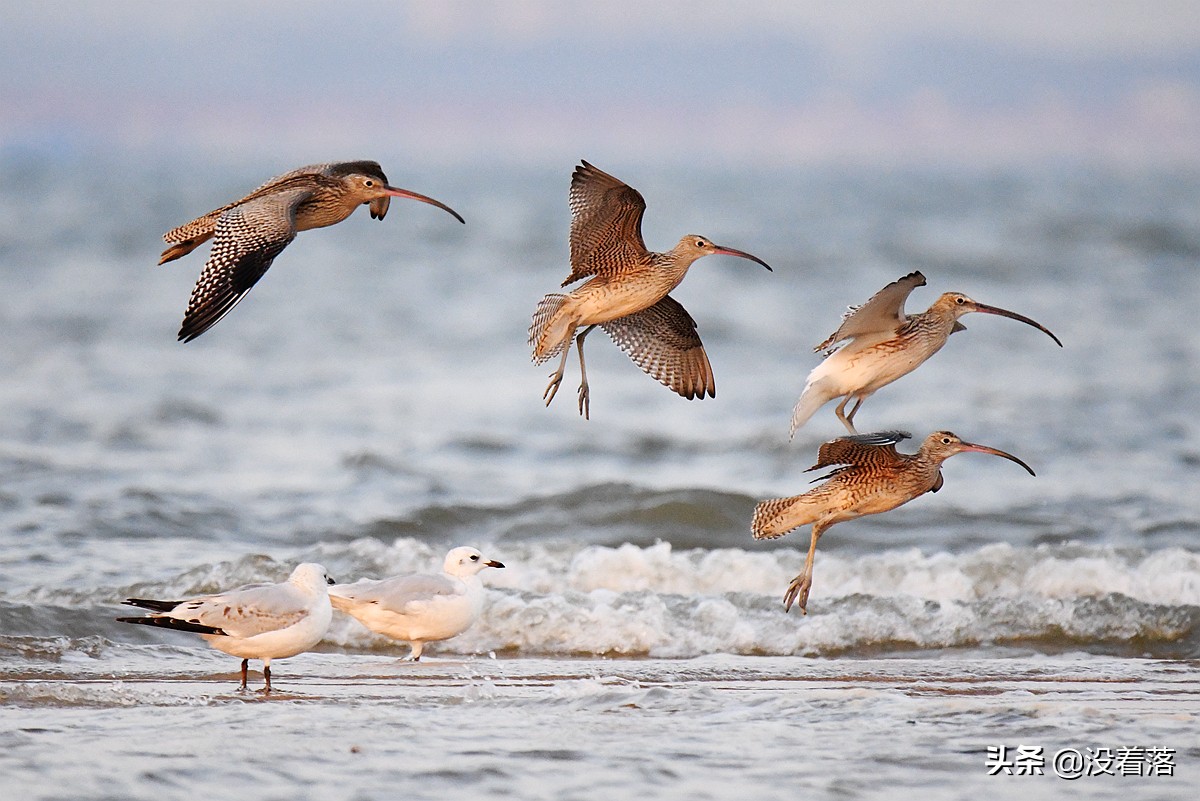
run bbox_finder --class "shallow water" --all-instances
[2,654,1196,801]
[1,154,1198,798]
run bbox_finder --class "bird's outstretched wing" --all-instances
[807,430,912,475]
[813,271,926,354]
[601,295,715,399]
[562,161,649,286]
[177,188,310,341]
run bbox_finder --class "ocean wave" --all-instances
[449,541,1199,658]
[5,539,1197,661]
[319,538,1200,607]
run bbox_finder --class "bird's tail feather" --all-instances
[122,598,182,612]
[158,235,212,265]
[160,211,223,263]
[751,496,817,540]
[529,294,573,365]
[116,615,227,636]
[789,379,837,438]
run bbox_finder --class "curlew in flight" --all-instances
[160,161,464,341]
[790,271,1061,436]
[753,430,1035,614]
[529,160,771,418]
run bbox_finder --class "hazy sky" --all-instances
[2,1,1198,166]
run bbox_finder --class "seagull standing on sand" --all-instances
[329,546,504,661]
[117,562,335,693]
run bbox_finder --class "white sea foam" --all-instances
[315,538,1200,658]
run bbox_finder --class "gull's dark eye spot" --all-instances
[470,554,479,561]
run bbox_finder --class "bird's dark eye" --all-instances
[695,239,705,248]
[942,437,952,444]
[364,179,375,187]
[470,554,479,561]
[955,297,966,305]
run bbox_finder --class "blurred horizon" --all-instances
[2,1,1199,170]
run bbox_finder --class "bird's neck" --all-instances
[649,251,696,292]
[918,304,965,332]
[902,310,959,343]
[293,196,359,232]
[913,450,953,483]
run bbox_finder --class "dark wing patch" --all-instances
[807,430,912,472]
[122,598,184,613]
[601,295,715,399]
[563,161,649,285]
[116,615,227,636]
[177,189,309,341]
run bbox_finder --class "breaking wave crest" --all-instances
[5,539,1198,661]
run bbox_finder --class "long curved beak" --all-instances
[712,244,772,272]
[973,302,1062,347]
[485,560,505,569]
[959,441,1036,476]
[383,185,466,224]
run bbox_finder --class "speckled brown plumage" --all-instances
[161,161,464,342]
[562,161,649,286]
[529,160,771,418]
[753,430,1035,613]
[601,295,714,400]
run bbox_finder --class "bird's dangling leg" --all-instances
[239,658,249,691]
[575,325,597,419]
[834,396,860,434]
[543,334,576,407]
[262,663,272,695]
[783,522,827,614]
[845,397,865,430]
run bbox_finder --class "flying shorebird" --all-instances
[117,562,335,693]
[789,271,1062,436]
[529,160,772,418]
[160,161,465,342]
[752,430,1035,614]
[328,546,504,661]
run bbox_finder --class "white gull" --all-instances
[118,562,334,693]
[329,546,504,660]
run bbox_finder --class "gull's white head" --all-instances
[442,547,505,578]
[289,562,336,590]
